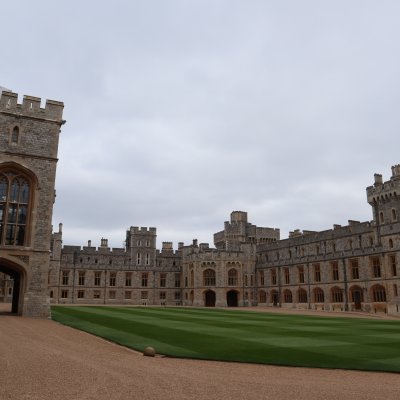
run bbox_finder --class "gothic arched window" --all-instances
[0,170,31,246]
[203,269,216,286]
[11,126,19,144]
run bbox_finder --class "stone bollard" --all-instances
[143,346,156,357]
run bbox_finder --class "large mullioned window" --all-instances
[0,171,31,246]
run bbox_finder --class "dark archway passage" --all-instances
[0,260,25,315]
[227,290,238,307]
[204,290,216,307]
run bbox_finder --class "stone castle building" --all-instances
[1,88,399,317]
[47,169,400,316]
[0,87,64,317]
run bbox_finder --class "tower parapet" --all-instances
[366,165,400,225]
[0,90,64,123]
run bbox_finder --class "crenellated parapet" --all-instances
[0,90,64,124]
[367,165,400,204]
[129,226,157,234]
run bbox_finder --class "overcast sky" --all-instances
[2,1,400,249]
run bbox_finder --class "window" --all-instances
[190,269,194,286]
[109,272,116,286]
[392,209,397,222]
[380,212,384,224]
[228,269,238,286]
[61,290,68,299]
[141,273,148,287]
[331,287,343,303]
[141,291,148,299]
[11,126,19,144]
[159,291,166,300]
[259,290,266,303]
[146,240,150,247]
[94,272,101,286]
[372,285,386,302]
[284,268,290,284]
[93,290,101,299]
[298,289,307,303]
[390,255,397,276]
[372,257,381,278]
[125,272,132,286]
[62,271,69,285]
[160,273,167,287]
[137,253,141,265]
[174,273,180,288]
[146,253,150,265]
[394,284,398,297]
[331,261,339,281]
[125,291,131,299]
[351,260,359,279]
[203,269,216,286]
[259,270,265,286]
[271,269,277,285]
[174,291,181,300]
[284,289,292,303]
[314,288,324,303]
[109,290,116,299]
[78,271,85,286]
[77,290,85,299]
[314,264,321,282]
[0,170,31,246]
[298,266,304,284]
[389,239,394,249]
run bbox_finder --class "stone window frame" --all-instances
[203,269,216,286]
[9,124,21,145]
[159,273,167,287]
[0,163,36,247]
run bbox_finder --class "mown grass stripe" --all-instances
[51,306,400,371]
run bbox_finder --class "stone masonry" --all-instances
[0,88,64,317]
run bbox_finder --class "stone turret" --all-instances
[367,165,400,225]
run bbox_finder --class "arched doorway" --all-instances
[0,259,26,315]
[226,290,238,307]
[349,285,363,310]
[204,290,216,307]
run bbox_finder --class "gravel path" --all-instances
[1,310,400,400]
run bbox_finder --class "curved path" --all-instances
[1,313,400,400]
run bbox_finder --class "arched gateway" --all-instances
[204,290,216,307]
[226,290,238,307]
[0,259,26,314]
[0,88,64,317]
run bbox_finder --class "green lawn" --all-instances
[51,306,400,372]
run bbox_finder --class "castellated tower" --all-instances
[367,165,400,229]
[0,88,64,317]
[126,226,157,268]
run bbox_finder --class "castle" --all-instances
[1,89,399,317]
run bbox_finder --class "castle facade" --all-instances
[1,88,399,317]
[48,170,400,316]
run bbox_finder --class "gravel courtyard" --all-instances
[1,307,400,400]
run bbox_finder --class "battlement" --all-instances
[0,90,64,123]
[162,242,173,250]
[129,226,157,234]
[367,164,400,204]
